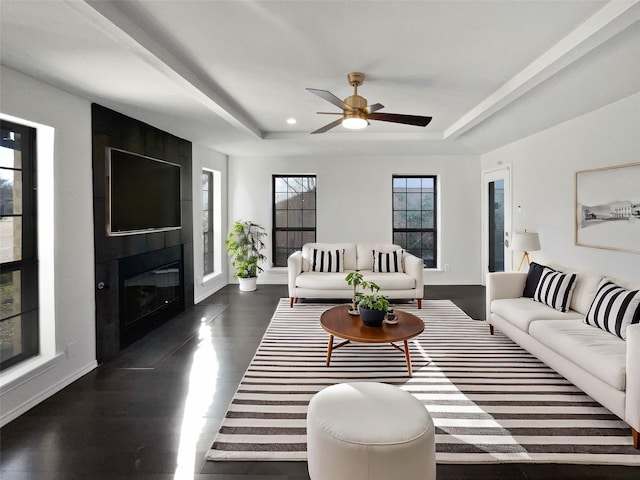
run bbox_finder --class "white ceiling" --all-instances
[1,0,639,157]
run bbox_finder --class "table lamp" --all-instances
[511,231,541,271]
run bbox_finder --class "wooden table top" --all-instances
[320,305,424,344]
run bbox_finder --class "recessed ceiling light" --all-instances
[286,118,297,125]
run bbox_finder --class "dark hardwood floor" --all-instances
[1,284,637,479]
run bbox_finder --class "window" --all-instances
[202,170,214,276]
[1,120,38,371]
[272,175,316,267]
[392,176,437,268]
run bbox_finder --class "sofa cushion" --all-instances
[570,271,604,315]
[372,249,404,273]
[534,268,577,312]
[529,319,627,391]
[296,272,354,290]
[360,271,415,290]
[585,279,640,340]
[303,243,356,272]
[310,248,344,273]
[491,298,583,333]
[356,244,402,271]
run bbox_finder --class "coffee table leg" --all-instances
[326,335,334,367]
[403,339,412,377]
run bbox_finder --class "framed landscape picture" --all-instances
[575,162,640,253]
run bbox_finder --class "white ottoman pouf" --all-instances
[306,382,435,480]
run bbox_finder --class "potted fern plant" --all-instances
[225,220,267,291]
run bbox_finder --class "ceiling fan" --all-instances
[306,72,432,134]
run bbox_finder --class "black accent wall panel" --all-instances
[91,104,194,363]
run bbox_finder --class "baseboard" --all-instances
[195,275,227,303]
[0,360,98,427]
[255,268,287,284]
[424,279,484,286]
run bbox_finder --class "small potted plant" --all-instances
[345,271,365,311]
[345,273,390,327]
[225,220,267,291]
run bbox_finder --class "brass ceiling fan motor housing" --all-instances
[344,95,367,112]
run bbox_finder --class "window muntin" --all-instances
[272,175,316,267]
[392,176,437,268]
[202,170,214,276]
[1,120,38,371]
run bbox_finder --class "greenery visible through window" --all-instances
[272,175,316,267]
[1,119,39,371]
[392,175,437,268]
[202,170,214,276]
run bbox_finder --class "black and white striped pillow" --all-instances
[533,268,577,312]
[585,279,640,340]
[372,249,403,273]
[311,249,344,273]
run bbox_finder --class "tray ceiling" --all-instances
[1,0,638,156]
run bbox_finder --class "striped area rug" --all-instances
[207,299,640,464]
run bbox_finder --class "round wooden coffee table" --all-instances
[320,305,424,376]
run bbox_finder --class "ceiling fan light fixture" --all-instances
[342,113,368,130]
[307,72,432,134]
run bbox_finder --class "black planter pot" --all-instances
[358,307,386,327]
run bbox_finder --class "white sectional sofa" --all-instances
[487,265,639,448]
[287,243,424,308]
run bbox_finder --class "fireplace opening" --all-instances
[119,247,185,347]
[123,261,181,325]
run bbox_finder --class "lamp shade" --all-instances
[511,232,541,252]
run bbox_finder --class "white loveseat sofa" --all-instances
[487,265,639,448]
[288,243,424,308]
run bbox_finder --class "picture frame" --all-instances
[575,162,640,253]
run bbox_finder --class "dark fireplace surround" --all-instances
[92,104,194,363]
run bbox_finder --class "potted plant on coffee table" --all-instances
[225,220,267,291]
[345,273,390,327]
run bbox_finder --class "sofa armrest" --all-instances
[287,251,303,297]
[486,272,527,321]
[403,252,424,297]
[626,323,640,433]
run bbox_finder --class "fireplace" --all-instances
[119,246,184,347]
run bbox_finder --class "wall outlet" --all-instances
[66,341,77,359]
[444,263,450,272]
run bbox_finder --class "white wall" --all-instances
[481,92,640,283]
[192,144,229,302]
[228,154,482,285]
[0,67,97,425]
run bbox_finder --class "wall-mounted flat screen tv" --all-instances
[107,148,182,236]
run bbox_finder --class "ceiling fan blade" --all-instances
[317,112,342,115]
[365,103,384,113]
[310,118,343,134]
[306,88,353,111]
[367,112,432,127]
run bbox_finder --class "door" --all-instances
[482,167,511,282]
